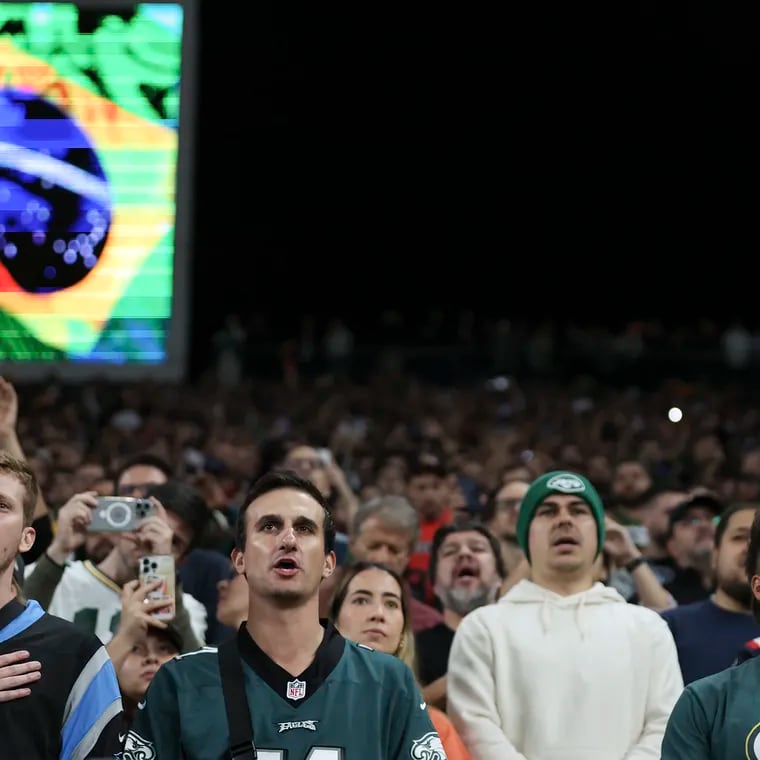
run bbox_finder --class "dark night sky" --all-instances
[186,1,754,373]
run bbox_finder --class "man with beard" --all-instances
[608,459,656,525]
[662,508,760,759]
[416,521,505,711]
[661,503,760,684]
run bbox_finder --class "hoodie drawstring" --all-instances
[575,593,588,639]
[540,597,551,633]
[539,593,588,638]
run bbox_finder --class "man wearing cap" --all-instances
[661,492,723,604]
[661,502,760,685]
[447,470,683,760]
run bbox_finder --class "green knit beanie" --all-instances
[516,470,606,562]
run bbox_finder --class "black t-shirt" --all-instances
[415,621,454,685]
[0,598,123,759]
[661,562,711,605]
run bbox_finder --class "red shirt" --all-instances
[407,507,454,604]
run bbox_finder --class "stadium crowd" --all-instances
[3,316,760,758]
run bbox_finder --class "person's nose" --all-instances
[369,603,387,622]
[280,526,297,548]
[217,579,229,592]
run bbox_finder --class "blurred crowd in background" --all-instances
[5,314,760,756]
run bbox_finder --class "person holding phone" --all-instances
[21,489,207,652]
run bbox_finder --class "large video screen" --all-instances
[0,0,196,379]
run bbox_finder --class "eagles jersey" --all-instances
[39,559,207,645]
[662,654,760,759]
[124,621,448,760]
[0,598,123,760]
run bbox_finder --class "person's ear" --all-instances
[18,526,35,554]
[752,574,760,606]
[322,550,336,579]
[232,547,246,577]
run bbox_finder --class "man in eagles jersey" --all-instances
[124,469,446,759]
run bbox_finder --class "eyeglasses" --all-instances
[284,457,324,473]
[677,515,715,528]
[117,483,152,497]
[495,498,522,513]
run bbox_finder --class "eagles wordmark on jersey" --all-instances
[120,621,447,760]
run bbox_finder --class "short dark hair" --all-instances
[429,521,506,584]
[746,509,760,622]
[406,453,446,480]
[235,470,335,553]
[715,503,759,548]
[146,480,209,546]
[114,453,173,490]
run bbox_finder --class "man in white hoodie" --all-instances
[447,470,684,760]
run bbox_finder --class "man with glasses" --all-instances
[482,478,530,576]
[662,493,723,604]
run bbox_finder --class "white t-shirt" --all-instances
[27,559,207,646]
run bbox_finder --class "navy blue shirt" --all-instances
[178,547,236,645]
[661,598,760,684]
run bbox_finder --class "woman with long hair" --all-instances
[330,560,471,760]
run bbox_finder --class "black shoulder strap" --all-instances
[218,637,257,760]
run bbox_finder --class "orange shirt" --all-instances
[409,507,454,573]
[407,507,454,603]
[429,705,472,760]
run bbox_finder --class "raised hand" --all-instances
[134,498,174,558]
[0,376,19,437]
[46,491,99,564]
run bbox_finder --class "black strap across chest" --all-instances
[218,637,257,760]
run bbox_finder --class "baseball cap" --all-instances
[668,493,723,533]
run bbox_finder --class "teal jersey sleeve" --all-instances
[391,664,448,760]
[661,686,711,760]
[121,662,181,759]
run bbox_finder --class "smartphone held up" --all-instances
[86,496,155,533]
[139,555,176,621]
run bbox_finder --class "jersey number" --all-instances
[258,749,343,760]
[73,608,121,636]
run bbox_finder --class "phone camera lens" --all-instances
[106,502,131,529]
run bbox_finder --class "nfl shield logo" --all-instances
[286,679,306,700]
